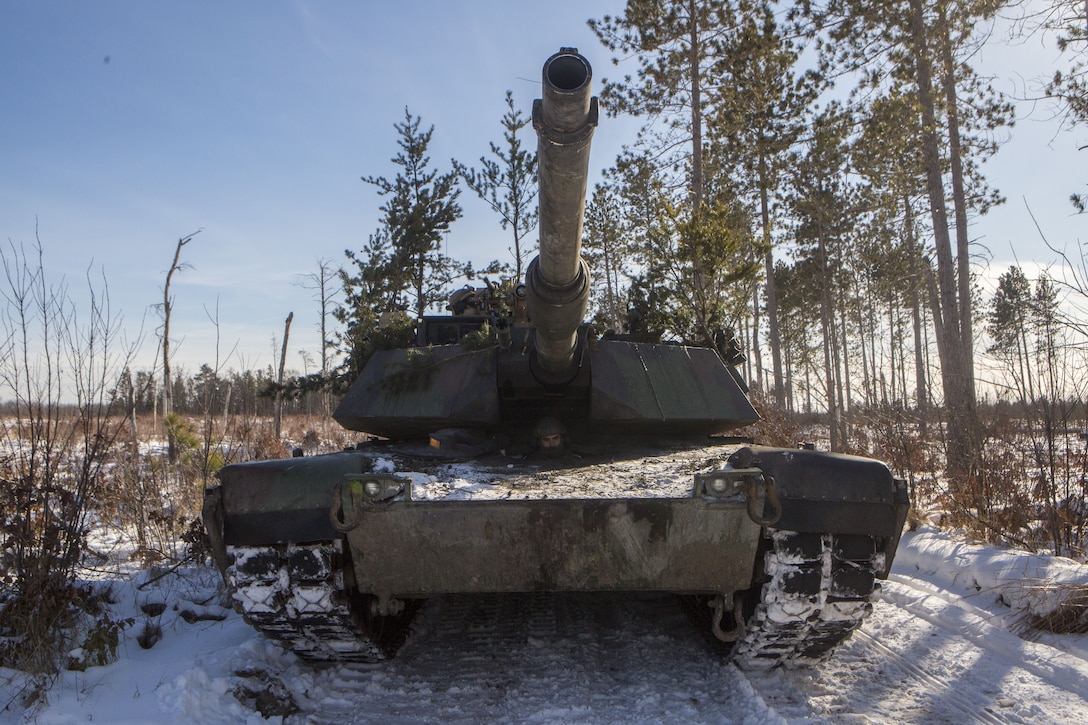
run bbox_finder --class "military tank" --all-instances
[202,48,909,669]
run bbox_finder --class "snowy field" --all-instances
[3,528,1088,724]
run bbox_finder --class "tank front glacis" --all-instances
[202,47,908,668]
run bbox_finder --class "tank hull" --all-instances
[203,443,908,666]
[341,496,763,601]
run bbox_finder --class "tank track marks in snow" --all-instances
[227,541,418,664]
[732,529,884,670]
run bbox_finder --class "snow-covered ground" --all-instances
[3,528,1088,724]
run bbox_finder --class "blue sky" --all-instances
[1,1,1083,378]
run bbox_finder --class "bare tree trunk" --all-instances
[759,152,785,408]
[128,384,139,442]
[785,339,795,411]
[742,315,753,384]
[298,259,338,425]
[897,297,908,407]
[834,287,850,445]
[685,0,713,317]
[888,293,898,405]
[937,2,976,380]
[874,297,883,403]
[924,263,949,391]
[751,279,764,392]
[688,0,704,215]
[317,267,331,420]
[904,194,929,432]
[908,0,979,479]
[822,305,840,451]
[804,363,812,416]
[162,232,196,463]
[858,303,871,408]
[911,283,927,417]
[222,381,233,422]
[817,232,840,451]
[274,312,294,440]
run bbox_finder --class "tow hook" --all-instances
[695,467,782,526]
[745,471,781,526]
[710,593,746,642]
[329,473,409,532]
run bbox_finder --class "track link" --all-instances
[227,540,415,664]
[732,529,884,669]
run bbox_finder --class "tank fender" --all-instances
[201,485,230,578]
[208,450,379,547]
[728,446,909,575]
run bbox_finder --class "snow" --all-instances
[408,444,734,501]
[894,529,1088,621]
[3,528,1088,723]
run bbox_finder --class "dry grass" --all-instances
[1017,584,1088,636]
[0,409,345,683]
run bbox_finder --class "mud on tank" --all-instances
[202,47,909,668]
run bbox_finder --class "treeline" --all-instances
[0,242,344,687]
[114,365,326,419]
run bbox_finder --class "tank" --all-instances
[202,48,909,669]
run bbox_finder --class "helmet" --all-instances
[532,416,567,455]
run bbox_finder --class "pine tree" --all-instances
[774,258,823,413]
[338,109,464,380]
[787,104,856,450]
[713,1,822,408]
[987,265,1036,403]
[605,150,675,342]
[852,91,930,414]
[336,230,400,380]
[797,0,1011,476]
[582,183,630,332]
[1036,1,1088,209]
[589,0,743,214]
[660,195,759,344]
[453,91,537,284]
[361,107,464,319]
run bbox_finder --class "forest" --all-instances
[2,0,1088,700]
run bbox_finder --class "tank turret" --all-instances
[332,48,758,441]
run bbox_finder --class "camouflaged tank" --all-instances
[202,48,909,669]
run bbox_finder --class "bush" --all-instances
[0,240,137,683]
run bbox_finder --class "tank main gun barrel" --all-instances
[525,48,598,383]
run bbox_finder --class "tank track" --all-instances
[227,540,415,664]
[227,531,882,668]
[731,529,885,669]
